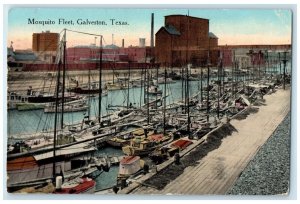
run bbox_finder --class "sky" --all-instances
[7,7,292,50]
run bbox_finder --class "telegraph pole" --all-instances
[282,51,288,90]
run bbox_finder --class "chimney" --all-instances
[122,39,124,48]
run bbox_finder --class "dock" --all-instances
[117,87,290,195]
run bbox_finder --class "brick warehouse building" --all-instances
[32,31,59,63]
[66,45,153,63]
[155,15,219,67]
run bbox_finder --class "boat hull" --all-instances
[122,146,156,157]
[16,103,45,111]
[106,139,130,148]
[54,178,96,194]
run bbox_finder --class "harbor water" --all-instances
[7,80,206,191]
[8,80,207,136]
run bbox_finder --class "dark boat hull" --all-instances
[67,87,99,95]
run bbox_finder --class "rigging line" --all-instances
[91,97,98,116]
[13,45,60,92]
[17,46,60,96]
[32,110,49,133]
[41,111,53,132]
[65,29,102,37]
[13,113,29,135]
[102,37,107,46]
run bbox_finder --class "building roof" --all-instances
[209,32,218,39]
[165,14,209,21]
[7,48,15,57]
[73,45,101,49]
[104,44,120,49]
[157,25,181,36]
[13,52,38,61]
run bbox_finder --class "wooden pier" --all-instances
[117,87,290,195]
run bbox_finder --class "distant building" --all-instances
[67,45,128,63]
[155,15,219,67]
[121,46,153,63]
[7,47,39,71]
[219,45,291,69]
[66,44,153,64]
[139,38,146,48]
[32,31,59,63]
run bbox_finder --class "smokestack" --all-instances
[151,13,154,48]
[122,39,124,48]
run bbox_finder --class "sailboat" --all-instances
[67,69,108,97]
[44,96,88,113]
[7,30,101,193]
[122,67,173,157]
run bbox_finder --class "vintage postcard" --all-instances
[6,6,292,196]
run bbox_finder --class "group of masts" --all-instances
[33,20,291,182]
[52,29,104,179]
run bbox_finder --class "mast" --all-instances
[217,51,222,119]
[88,67,91,120]
[200,67,203,102]
[265,50,268,75]
[61,29,66,130]
[278,52,281,76]
[155,64,158,109]
[234,59,237,99]
[186,15,190,136]
[222,50,225,95]
[163,67,167,135]
[232,50,235,98]
[181,66,185,113]
[206,49,210,123]
[113,52,115,84]
[258,51,261,80]
[52,41,63,179]
[127,61,131,109]
[140,66,143,109]
[143,63,147,104]
[186,64,190,136]
[282,51,287,90]
[98,36,103,124]
[147,64,150,124]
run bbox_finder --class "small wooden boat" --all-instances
[171,139,193,150]
[118,156,141,178]
[44,98,88,113]
[106,137,131,148]
[53,177,96,194]
[105,82,126,91]
[67,82,108,96]
[146,85,162,95]
[122,133,172,156]
[116,156,144,188]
